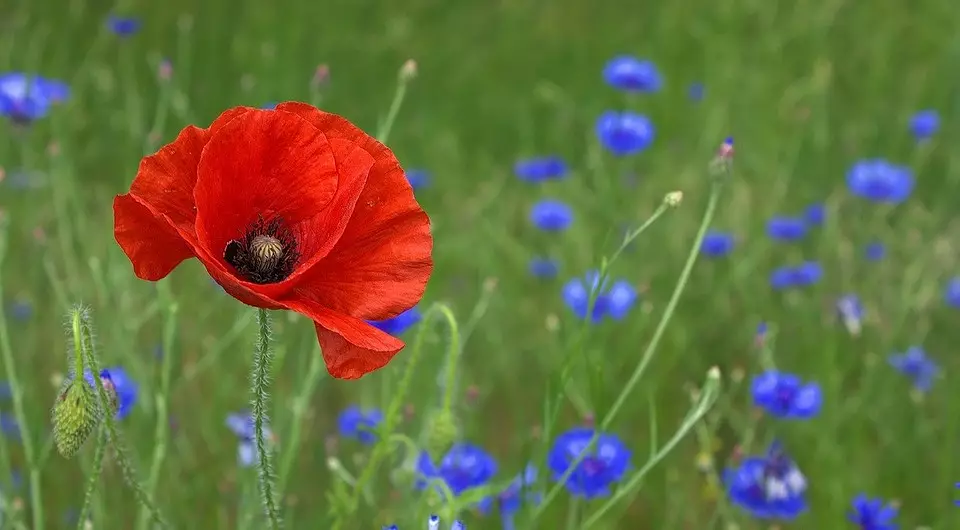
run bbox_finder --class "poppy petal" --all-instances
[128,106,251,237]
[193,109,340,265]
[282,299,405,379]
[114,194,194,280]
[275,102,433,319]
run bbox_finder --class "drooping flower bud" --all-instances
[51,376,101,458]
[423,408,459,461]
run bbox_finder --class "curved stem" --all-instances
[75,427,107,530]
[252,308,282,529]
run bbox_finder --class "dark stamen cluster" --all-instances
[224,216,299,284]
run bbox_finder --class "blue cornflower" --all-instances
[336,405,383,444]
[804,203,825,226]
[595,111,655,156]
[766,216,807,242]
[836,294,864,335]
[0,414,19,440]
[909,110,939,141]
[751,371,822,419]
[688,82,705,102]
[944,277,960,308]
[106,15,141,37]
[547,427,630,499]
[416,443,497,497]
[227,411,275,467]
[865,241,885,262]
[700,231,735,257]
[514,156,568,183]
[479,465,539,530]
[80,367,138,419]
[846,159,914,204]
[529,257,559,279]
[6,299,32,321]
[405,169,430,190]
[530,199,573,231]
[725,442,807,520]
[769,261,822,290]
[888,346,938,392]
[562,271,637,322]
[602,56,661,93]
[847,494,898,530]
[369,306,422,336]
[0,73,69,122]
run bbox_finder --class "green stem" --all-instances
[0,214,44,530]
[137,284,179,530]
[375,62,415,143]
[252,308,282,529]
[75,427,107,530]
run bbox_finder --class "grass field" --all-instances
[1,0,959,528]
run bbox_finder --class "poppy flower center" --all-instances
[223,217,299,284]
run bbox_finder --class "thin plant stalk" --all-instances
[251,308,282,529]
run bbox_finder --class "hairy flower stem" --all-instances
[0,217,45,530]
[76,427,107,530]
[252,308,282,529]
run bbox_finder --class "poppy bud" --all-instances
[51,378,101,458]
[423,408,459,461]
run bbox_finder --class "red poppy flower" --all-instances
[113,102,433,379]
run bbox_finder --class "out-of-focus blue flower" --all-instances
[888,346,938,393]
[595,111,654,156]
[766,217,807,242]
[804,203,825,226]
[944,277,960,309]
[106,15,141,37]
[530,199,573,231]
[405,169,430,190]
[836,294,864,335]
[369,306,422,336]
[909,110,939,141]
[529,257,559,279]
[688,82,704,102]
[478,464,540,516]
[336,405,383,444]
[0,413,19,440]
[602,56,661,93]
[725,442,807,520]
[847,494,898,530]
[80,367,138,419]
[769,262,822,290]
[562,271,637,322]
[514,156,568,183]
[227,411,276,467]
[700,231,735,257]
[0,73,69,122]
[751,371,822,419]
[865,241,885,262]
[6,299,32,321]
[0,381,10,401]
[416,443,497,497]
[547,427,630,499]
[261,102,278,110]
[846,159,914,204]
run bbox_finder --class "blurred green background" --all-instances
[1,0,959,528]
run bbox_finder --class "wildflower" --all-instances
[405,169,430,190]
[846,159,914,204]
[769,262,822,290]
[336,405,383,444]
[227,411,276,467]
[700,231,735,257]
[663,191,683,207]
[0,413,19,440]
[725,442,807,520]
[836,294,864,335]
[0,73,69,123]
[547,427,630,499]
[595,111,655,156]
[416,443,497,497]
[766,216,807,242]
[514,156,568,183]
[804,203,825,226]
[6,299,32,321]
[368,306,422,336]
[529,257,559,279]
[0,381,9,400]
[113,103,433,380]
[909,110,939,141]
[92,367,138,419]
[479,465,539,530]
[944,277,960,308]
[847,494,898,530]
[750,371,822,419]
[688,82,705,102]
[602,56,661,93]
[106,15,140,37]
[562,271,637,322]
[888,346,938,392]
[529,199,573,231]
[864,241,885,262]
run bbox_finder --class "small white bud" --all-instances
[707,366,721,380]
[399,59,418,82]
[664,191,683,207]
